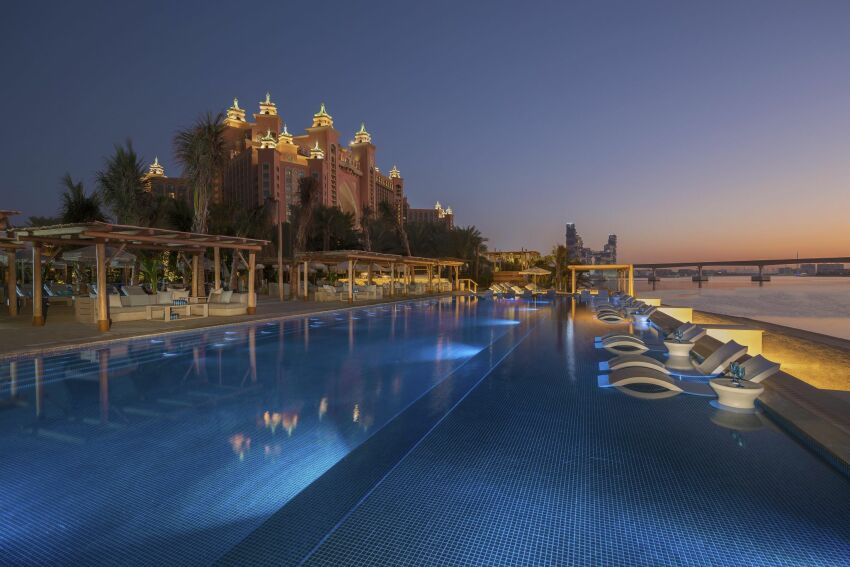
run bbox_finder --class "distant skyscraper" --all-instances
[565,223,617,264]
[565,223,583,261]
[605,234,618,263]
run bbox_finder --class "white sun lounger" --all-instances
[607,354,670,374]
[603,337,650,354]
[739,355,781,383]
[666,323,706,343]
[607,366,684,392]
[597,313,627,323]
[692,340,748,376]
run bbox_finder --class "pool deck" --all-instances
[0,294,450,360]
[651,310,850,476]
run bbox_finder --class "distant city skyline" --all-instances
[2,1,849,263]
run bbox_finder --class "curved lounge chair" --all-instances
[691,341,748,376]
[632,306,657,323]
[597,313,627,323]
[666,323,706,343]
[603,338,650,354]
[740,355,781,383]
[606,353,670,374]
[608,367,683,392]
[599,331,644,342]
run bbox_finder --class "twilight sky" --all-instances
[1,0,849,263]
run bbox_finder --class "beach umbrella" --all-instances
[518,266,551,285]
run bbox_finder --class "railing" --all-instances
[458,279,478,293]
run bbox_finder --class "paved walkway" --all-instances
[0,294,447,359]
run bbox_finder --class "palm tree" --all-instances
[59,174,106,223]
[96,140,148,225]
[313,205,356,251]
[359,205,373,251]
[292,176,321,255]
[551,244,567,291]
[174,112,227,234]
[378,201,411,256]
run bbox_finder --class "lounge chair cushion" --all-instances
[108,294,123,309]
[172,289,190,301]
[156,291,172,305]
[220,290,234,304]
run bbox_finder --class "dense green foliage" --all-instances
[173,112,227,234]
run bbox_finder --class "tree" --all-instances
[378,201,411,256]
[209,201,272,290]
[359,205,373,252]
[174,112,227,234]
[59,174,106,223]
[312,205,358,251]
[292,176,321,255]
[96,140,149,225]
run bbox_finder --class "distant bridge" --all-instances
[634,257,850,269]
[634,257,850,283]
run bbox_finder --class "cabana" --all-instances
[11,222,269,330]
[293,250,465,303]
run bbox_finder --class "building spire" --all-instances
[278,123,294,145]
[389,165,401,178]
[353,122,372,144]
[227,96,246,122]
[312,102,333,127]
[146,156,165,179]
[260,129,277,149]
[310,140,325,159]
[259,92,277,116]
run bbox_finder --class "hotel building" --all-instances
[144,94,407,226]
[406,201,454,228]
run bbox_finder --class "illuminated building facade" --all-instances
[406,201,454,228]
[142,157,191,204]
[215,94,405,225]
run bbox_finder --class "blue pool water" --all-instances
[1,297,849,565]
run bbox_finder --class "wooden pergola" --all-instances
[568,264,634,296]
[293,250,465,303]
[11,222,269,330]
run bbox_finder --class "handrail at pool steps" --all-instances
[458,278,478,293]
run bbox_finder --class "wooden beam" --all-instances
[32,244,44,326]
[213,247,221,291]
[348,259,354,303]
[247,251,256,314]
[192,254,200,297]
[96,241,110,331]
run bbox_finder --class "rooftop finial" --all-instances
[310,140,325,159]
[265,92,271,104]
[312,102,333,127]
[233,97,240,109]
[354,121,372,144]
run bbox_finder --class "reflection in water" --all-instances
[0,297,538,564]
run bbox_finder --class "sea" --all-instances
[634,276,850,341]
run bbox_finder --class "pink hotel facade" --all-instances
[144,94,445,227]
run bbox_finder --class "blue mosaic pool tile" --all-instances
[301,306,850,566]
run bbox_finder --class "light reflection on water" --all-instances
[0,297,540,564]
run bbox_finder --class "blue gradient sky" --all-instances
[1,0,849,262]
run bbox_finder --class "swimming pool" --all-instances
[2,297,849,565]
